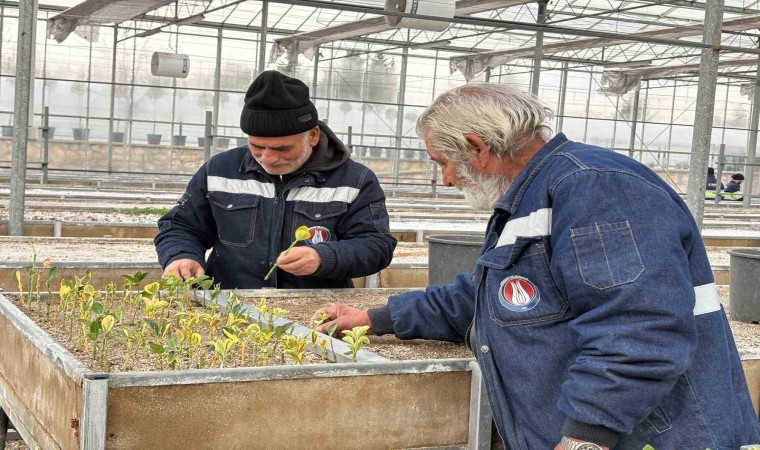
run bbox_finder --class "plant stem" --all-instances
[263,242,297,281]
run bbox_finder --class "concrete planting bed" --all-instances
[0,288,489,450]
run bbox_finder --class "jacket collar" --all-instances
[494,132,569,214]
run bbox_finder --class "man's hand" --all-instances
[163,259,204,280]
[277,246,321,276]
[310,303,372,335]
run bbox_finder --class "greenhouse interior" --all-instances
[3,0,760,449]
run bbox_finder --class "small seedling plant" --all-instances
[9,265,370,372]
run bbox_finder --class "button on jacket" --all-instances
[155,123,397,289]
[371,133,760,448]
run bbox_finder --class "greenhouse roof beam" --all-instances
[272,0,534,63]
[645,0,757,16]
[47,0,176,42]
[450,12,760,79]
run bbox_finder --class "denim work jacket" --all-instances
[379,133,760,448]
[155,127,396,289]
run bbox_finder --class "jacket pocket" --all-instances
[292,201,347,243]
[570,220,644,290]
[207,192,259,247]
[479,237,569,327]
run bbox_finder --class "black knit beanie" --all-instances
[240,70,319,137]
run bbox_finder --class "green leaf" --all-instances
[87,333,98,341]
[327,323,338,337]
[90,320,101,335]
[642,446,656,450]
[91,302,104,314]
[47,266,58,281]
[149,342,165,354]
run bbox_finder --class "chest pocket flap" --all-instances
[478,237,569,327]
[206,191,260,247]
[293,201,347,220]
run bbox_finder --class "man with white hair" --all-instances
[312,83,760,449]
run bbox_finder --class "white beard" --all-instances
[458,162,511,211]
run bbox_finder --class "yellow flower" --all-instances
[43,258,52,268]
[295,225,311,241]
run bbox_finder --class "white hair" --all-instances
[416,83,554,165]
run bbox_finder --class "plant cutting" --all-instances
[342,325,371,363]
[264,226,311,280]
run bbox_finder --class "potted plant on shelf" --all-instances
[146,86,166,145]
[71,80,89,141]
[172,122,186,146]
[2,114,14,137]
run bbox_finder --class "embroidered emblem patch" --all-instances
[308,226,331,244]
[498,276,540,312]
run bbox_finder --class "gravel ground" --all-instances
[0,237,736,269]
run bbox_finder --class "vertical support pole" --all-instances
[258,0,268,74]
[714,143,726,206]
[467,362,492,450]
[530,0,548,97]
[311,44,320,101]
[80,375,108,450]
[484,67,491,82]
[107,26,118,174]
[556,62,568,133]
[582,70,593,142]
[686,0,724,230]
[212,27,223,152]
[41,106,49,184]
[743,57,760,208]
[53,219,62,237]
[364,272,379,288]
[431,164,438,198]
[665,82,677,169]
[628,83,641,159]
[9,0,36,237]
[348,125,358,162]
[393,47,409,186]
[204,111,213,161]
[638,80,650,162]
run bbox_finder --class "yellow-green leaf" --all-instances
[101,315,115,334]
[294,225,311,241]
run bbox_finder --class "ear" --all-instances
[463,133,490,168]
[308,127,320,146]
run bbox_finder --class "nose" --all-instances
[258,149,279,165]
[441,166,457,187]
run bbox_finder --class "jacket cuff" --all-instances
[561,418,619,448]
[165,253,205,269]
[367,306,394,335]
[312,244,337,277]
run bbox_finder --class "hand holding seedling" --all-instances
[163,259,204,281]
[309,303,372,336]
[275,246,322,276]
[264,226,313,280]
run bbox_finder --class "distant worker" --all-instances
[154,70,396,289]
[723,173,744,201]
[704,167,724,200]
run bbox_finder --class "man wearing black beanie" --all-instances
[155,71,397,289]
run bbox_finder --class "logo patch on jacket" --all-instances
[498,276,540,312]
[308,226,331,244]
